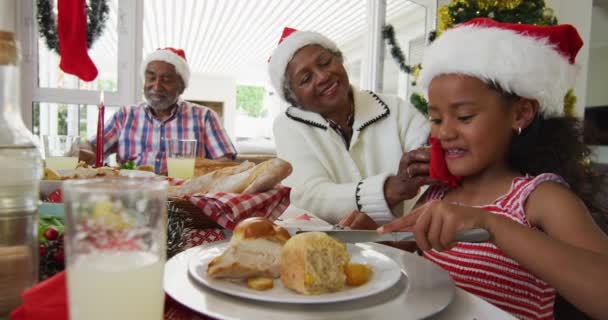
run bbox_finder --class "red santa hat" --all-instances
[141,47,190,87]
[418,18,583,118]
[268,27,339,101]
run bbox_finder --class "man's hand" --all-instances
[338,211,378,230]
[78,142,96,165]
[384,147,437,207]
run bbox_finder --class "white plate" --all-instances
[40,169,156,198]
[164,242,455,320]
[187,242,401,304]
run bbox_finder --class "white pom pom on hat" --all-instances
[418,18,583,118]
[141,47,190,87]
[268,27,339,101]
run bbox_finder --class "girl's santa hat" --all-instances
[418,18,583,118]
[268,27,339,101]
[141,47,190,87]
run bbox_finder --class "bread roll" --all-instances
[207,217,290,279]
[280,232,350,295]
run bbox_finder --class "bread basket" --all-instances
[166,197,220,257]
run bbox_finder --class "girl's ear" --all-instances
[512,98,539,131]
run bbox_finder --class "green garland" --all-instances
[36,0,110,54]
[382,25,413,74]
[384,0,559,116]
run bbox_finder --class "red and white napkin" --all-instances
[186,186,291,230]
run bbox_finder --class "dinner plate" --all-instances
[39,169,156,198]
[164,242,455,320]
[187,242,401,304]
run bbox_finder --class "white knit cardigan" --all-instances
[273,87,429,224]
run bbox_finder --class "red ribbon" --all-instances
[429,137,461,188]
[95,102,105,168]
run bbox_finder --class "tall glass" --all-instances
[63,178,168,320]
[42,135,80,171]
[166,139,196,179]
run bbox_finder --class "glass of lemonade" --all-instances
[42,135,80,170]
[63,178,168,320]
[166,139,197,179]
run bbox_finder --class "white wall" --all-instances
[587,6,608,164]
[0,0,15,32]
[545,0,593,118]
[181,73,237,139]
[587,46,608,107]
[587,7,608,107]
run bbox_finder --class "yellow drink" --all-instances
[67,251,164,320]
[45,156,78,170]
[167,157,195,179]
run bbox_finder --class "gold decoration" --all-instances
[475,0,498,10]
[498,0,522,10]
[438,6,454,32]
[563,89,577,117]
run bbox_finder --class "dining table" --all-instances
[162,206,517,320]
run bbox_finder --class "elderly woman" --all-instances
[269,28,432,229]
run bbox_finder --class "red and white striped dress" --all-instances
[423,173,566,320]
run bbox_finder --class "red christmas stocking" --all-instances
[57,0,98,81]
[429,137,461,188]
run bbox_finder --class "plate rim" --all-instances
[164,241,456,320]
[186,242,402,304]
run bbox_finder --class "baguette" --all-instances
[209,158,292,194]
[171,161,255,197]
[171,158,292,197]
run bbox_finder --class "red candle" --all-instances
[95,91,105,168]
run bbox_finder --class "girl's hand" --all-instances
[338,211,378,230]
[384,147,438,207]
[378,200,492,251]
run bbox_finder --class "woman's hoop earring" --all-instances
[517,127,522,135]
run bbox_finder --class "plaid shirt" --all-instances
[90,100,236,173]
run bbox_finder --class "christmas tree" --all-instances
[382,0,577,116]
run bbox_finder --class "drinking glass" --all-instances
[42,135,80,171]
[166,139,197,179]
[63,178,168,320]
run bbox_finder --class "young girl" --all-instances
[379,18,608,319]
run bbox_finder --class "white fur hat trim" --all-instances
[268,31,339,101]
[418,25,578,118]
[141,49,190,87]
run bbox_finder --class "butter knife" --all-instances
[296,228,490,243]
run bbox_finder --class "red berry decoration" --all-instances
[46,189,63,203]
[44,227,59,241]
[52,248,65,264]
[39,244,47,257]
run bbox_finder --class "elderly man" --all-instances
[81,48,236,173]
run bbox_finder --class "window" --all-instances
[22,0,437,155]
[380,0,430,98]
[19,0,140,142]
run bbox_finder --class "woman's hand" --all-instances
[378,200,492,251]
[338,211,378,230]
[384,147,437,207]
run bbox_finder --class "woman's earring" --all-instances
[517,127,522,136]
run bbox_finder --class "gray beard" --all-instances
[146,96,178,111]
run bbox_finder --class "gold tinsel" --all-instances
[475,0,498,10]
[497,0,522,10]
[438,6,454,32]
[474,0,522,11]
[563,89,577,117]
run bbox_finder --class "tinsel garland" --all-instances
[37,0,110,54]
[382,25,413,74]
[383,0,561,115]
